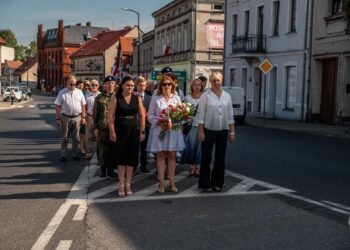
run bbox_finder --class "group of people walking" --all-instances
[55,67,235,197]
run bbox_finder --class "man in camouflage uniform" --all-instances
[93,76,118,177]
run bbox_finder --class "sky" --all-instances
[0,0,172,46]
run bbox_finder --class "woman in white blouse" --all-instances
[147,75,185,193]
[197,72,235,192]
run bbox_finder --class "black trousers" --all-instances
[198,129,228,189]
[139,127,149,170]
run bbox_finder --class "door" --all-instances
[320,59,337,124]
[253,67,262,112]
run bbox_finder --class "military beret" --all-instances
[104,75,115,83]
[161,66,173,74]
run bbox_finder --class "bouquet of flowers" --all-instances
[157,102,197,140]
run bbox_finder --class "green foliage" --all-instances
[0,29,17,48]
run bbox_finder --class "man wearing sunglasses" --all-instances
[55,75,87,162]
[85,79,101,159]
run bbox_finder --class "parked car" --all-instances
[222,86,246,125]
[19,87,29,100]
[16,83,32,97]
[3,87,23,102]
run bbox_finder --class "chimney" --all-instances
[58,19,64,46]
[37,24,43,49]
[58,19,64,30]
[124,26,132,31]
[86,21,91,27]
[76,23,81,26]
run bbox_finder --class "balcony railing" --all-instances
[232,35,267,54]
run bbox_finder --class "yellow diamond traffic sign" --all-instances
[258,59,274,75]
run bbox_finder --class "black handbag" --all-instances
[182,121,192,135]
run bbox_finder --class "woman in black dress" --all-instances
[108,76,146,197]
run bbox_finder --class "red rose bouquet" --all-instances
[157,103,197,140]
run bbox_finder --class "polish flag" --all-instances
[112,65,118,76]
[163,45,171,56]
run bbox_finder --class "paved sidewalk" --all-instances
[0,97,34,111]
[246,115,350,140]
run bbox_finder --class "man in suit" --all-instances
[136,76,152,174]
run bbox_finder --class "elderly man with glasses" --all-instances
[85,79,101,159]
[55,75,87,162]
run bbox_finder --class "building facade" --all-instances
[153,0,225,94]
[37,20,108,90]
[13,57,38,88]
[310,0,350,124]
[224,0,313,121]
[131,30,154,79]
[71,27,138,83]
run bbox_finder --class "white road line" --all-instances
[72,202,88,221]
[322,200,350,212]
[0,178,38,183]
[226,171,295,192]
[228,179,256,192]
[50,104,56,108]
[29,105,35,108]
[281,193,350,215]
[88,173,149,200]
[89,189,294,204]
[32,157,93,250]
[31,203,72,250]
[135,171,188,196]
[55,240,73,250]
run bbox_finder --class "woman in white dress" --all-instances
[147,75,185,193]
[181,79,203,177]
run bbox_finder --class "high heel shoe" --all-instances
[157,184,165,194]
[126,183,133,196]
[118,184,125,197]
[169,185,178,193]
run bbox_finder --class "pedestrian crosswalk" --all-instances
[85,156,294,204]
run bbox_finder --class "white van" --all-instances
[222,86,246,125]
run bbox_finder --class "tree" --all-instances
[15,45,28,61]
[0,29,17,48]
[29,41,37,57]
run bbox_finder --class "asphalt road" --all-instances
[0,94,349,250]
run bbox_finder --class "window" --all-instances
[156,37,160,56]
[230,69,237,86]
[171,31,175,52]
[232,14,238,36]
[285,66,296,109]
[213,4,224,11]
[177,29,182,52]
[332,0,342,15]
[272,1,280,36]
[183,27,188,51]
[290,0,297,32]
[244,10,250,36]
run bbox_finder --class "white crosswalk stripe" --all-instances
[85,155,295,204]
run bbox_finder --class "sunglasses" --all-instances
[91,84,99,87]
[162,82,172,87]
[70,83,76,86]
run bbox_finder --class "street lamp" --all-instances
[121,7,140,76]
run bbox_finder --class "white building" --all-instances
[0,46,14,64]
[224,0,313,121]
[310,0,350,124]
[153,0,225,94]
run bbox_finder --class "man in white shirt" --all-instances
[85,79,101,159]
[55,75,87,162]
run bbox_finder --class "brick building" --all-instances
[71,27,138,82]
[37,20,108,90]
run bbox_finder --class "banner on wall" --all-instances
[206,22,224,49]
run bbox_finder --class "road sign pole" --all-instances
[263,74,266,121]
